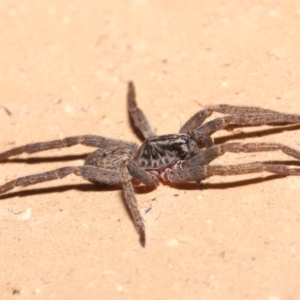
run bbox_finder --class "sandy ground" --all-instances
[1,0,300,299]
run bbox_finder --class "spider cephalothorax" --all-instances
[1,81,300,246]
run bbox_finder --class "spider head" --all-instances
[136,134,197,169]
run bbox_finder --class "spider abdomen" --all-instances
[135,134,197,169]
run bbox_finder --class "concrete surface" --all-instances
[1,0,300,299]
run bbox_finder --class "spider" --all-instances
[1,82,300,246]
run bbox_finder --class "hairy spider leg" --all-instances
[128,81,156,139]
[180,104,300,146]
[0,135,135,161]
[161,142,300,183]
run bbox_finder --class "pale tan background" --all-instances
[1,0,300,299]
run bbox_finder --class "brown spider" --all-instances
[1,82,300,246]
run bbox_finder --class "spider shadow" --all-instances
[214,123,300,144]
[0,183,122,201]
[0,180,157,201]
[170,174,287,191]
[4,154,88,164]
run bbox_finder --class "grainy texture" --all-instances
[1,1,300,299]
